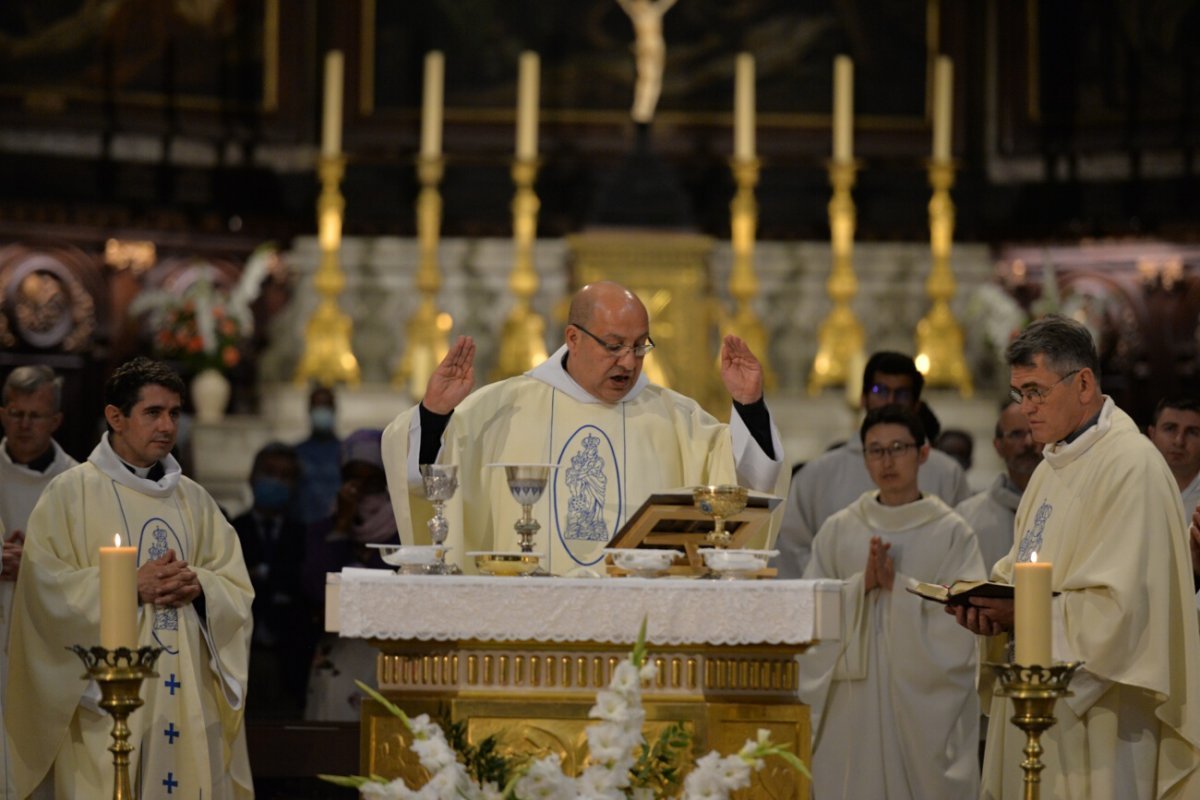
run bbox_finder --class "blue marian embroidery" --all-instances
[1017,501,1052,562]
[564,433,609,541]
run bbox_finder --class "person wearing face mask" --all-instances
[303,429,392,722]
[231,442,314,718]
[294,386,342,526]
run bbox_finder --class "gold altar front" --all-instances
[360,638,811,799]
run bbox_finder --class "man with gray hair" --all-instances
[951,315,1200,799]
[0,365,77,798]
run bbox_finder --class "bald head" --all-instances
[568,282,648,330]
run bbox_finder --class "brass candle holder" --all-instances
[394,155,452,399]
[491,157,549,380]
[989,661,1082,800]
[808,158,865,395]
[72,645,163,800]
[724,156,775,389]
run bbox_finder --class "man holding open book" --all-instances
[952,315,1200,799]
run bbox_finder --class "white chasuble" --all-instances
[383,349,784,575]
[5,436,253,800]
[799,492,985,800]
[983,400,1200,800]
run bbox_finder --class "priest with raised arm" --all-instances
[952,315,1200,799]
[382,281,784,574]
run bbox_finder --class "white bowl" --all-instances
[367,544,447,568]
[603,548,678,576]
[697,548,778,577]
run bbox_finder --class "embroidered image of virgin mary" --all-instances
[564,433,609,541]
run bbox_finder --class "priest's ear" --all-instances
[1075,367,1101,404]
[917,442,931,466]
[103,403,129,433]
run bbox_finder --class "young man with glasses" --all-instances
[776,350,971,578]
[952,315,1200,799]
[0,365,77,798]
[382,281,783,574]
[799,405,984,800]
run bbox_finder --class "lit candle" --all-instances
[99,533,138,650]
[832,55,854,163]
[932,55,953,162]
[420,51,445,159]
[516,51,540,160]
[321,50,344,157]
[734,53,755,161]
[1014,551,1052,666]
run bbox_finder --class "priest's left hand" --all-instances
[1,529,23,582]
[947,597,1013,636]
[720,334,764,405]
[1189,505,1200,577]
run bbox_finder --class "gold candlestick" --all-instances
[295,154,362,387]
[394,156,453,398]
[723,157,775,388]
[808,159,865,396]
[491,157,548,380]
[914,159,973,396]
[72,645,163,800]
[989,661,1081,800]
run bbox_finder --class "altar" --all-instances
[327,570,842,798]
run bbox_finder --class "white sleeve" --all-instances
[729,403,783,493]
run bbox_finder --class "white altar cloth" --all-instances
[328,569,840,646]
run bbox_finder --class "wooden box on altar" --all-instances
[327,571,842,799]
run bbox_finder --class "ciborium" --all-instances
[419,463,459,574]
[692,484,749,547]
[989,661,1082,800]
[72,645,163,800]
[494,463,558,575]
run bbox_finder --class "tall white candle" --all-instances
[421,51,445,159]
[1014,552,1053,666]
[734,53,755,161]
[320,50,344,157]
[99,533,138,650]
[832,56,854,163]
[516,51,540,160]
[932,55,953,162]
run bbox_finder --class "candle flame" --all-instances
[1031,551,1038,563]
[114,533,122,548]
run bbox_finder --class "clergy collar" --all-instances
[527,344,650,405]
[1,438,56,473]
[88,432,181,498]
[1061,406,1103,445]
[1042,396,1117,469]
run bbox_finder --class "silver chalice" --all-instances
[420,463,459,574]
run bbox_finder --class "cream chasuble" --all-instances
[983,399,1200,800]
[383,346,785,575]
[4,435,254,799]
[799,492,984,800]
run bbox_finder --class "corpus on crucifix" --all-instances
[616,0,678,124]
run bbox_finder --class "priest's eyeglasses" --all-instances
[864,441,918,461]
[572,324,655,358]
[1009,369,1080,405]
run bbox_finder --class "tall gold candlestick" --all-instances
[990,661,1081,800]
[808,159,865,395]
[723,157,774,388]
[394,156,452,398]
[492,158,548,380]
[295,155,362,387]
[914,160,973,396]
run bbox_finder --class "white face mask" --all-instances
[310,407,335,434]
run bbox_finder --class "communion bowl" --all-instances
[468,551,545,577]
[603,548,679,578]
[697,548,778,579]
[691,484,750,519]
[368,543,449,573]
[419,463,459,501]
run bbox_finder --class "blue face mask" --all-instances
[310,407,336,435]
[252,477,292,511]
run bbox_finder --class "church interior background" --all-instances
[1,0,1198,793]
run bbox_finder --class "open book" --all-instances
[906,580,1015,605]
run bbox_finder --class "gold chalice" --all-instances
[692,484,749,547]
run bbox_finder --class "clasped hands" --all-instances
[863,536,895,593]
[137,549,201,608]
[1,530,23,582]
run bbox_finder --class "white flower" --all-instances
[514,754,577,800]
[638,661,657,683]
[585,721,639,765]
[630,788,656,800]
[359,777,416,799]
[610,661,642,693]
[414,765,469,799]
[577,764,625,798]
[407,713,440,740]
[714,755,752,791]
[410,736,457,772]
[589,689,643,725]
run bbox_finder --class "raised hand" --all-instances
[719,334,764,405]
[423,336,476,415]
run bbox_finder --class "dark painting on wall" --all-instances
[366,0,933,124]
[0,0,273,115]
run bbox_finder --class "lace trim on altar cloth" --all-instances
[335,569,818,646]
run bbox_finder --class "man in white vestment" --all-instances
[799,405,984,800]
[1147,396,1200,524]
[5,357,254,799]
[953,315,1200,800]
[955,399,1043,573]
[776,351,971,578]
[0,365,77,799]
[382,281,784,575]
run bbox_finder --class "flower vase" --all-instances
[191,368,230,424]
